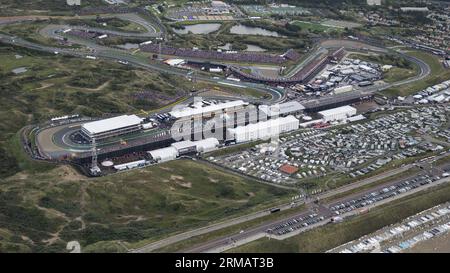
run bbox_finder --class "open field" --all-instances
[291,20,343,34]
[229,181,450,253]
[0,156,291,253]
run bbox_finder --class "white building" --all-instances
[148,147,178,163]
[171,140,197,155]
[319,105,357,122]
[228,115,299,143]
[211,1,228,7]
[194,138,220,153]
[400,7,429,12]
[334,85,353,94]
[169,100,247,119]
[148,138,219,163]
[170,138,220,155]
[114,160,147,171]
[367,0,381,6]
[258,101,305,118]
[164,59,185,67]
[81,115,143,141]
[67,0,81,6]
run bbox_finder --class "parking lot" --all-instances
[263,160,450,239]
[328,173,441,216]
[330,202,450,253]
[267,212,325,236]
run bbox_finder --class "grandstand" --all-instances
[140,44,299,64]
[302,90,373,112]
[228,48,345,86]
[81,115,143,141]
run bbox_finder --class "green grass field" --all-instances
[229,181,450,253]
[62,17,147,34]
[291,20,342,34]
[0,157,292,253]
[0,22,68,48]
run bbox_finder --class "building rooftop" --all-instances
[82,115,142,135]
[318,105,357,117]
[148,146,178,160]
[171,140,196,151]
[279,164,299,175]
[229,115,299,134]
[169,100,247,119]
[259,101,305,117]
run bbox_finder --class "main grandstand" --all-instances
[81,114,143,141]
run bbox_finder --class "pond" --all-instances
[230,24,281,37]
[173,23,221,34]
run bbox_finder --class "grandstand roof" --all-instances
[169,100,247,119]
[82,115,142,135]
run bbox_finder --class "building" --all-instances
[400,7,429,12]
[81,115,143,141]
[303,91,372,113]
[148,147,178,163]
[194,138,220,153]
[258,101,305,118]
[211,1,228,8]
[279,164,299,175]
[367,0,381,6]
[67,0,81,6]
[171,140,198,155]
[319,105,357,122]
[169,100,248,120]
[334,85,353,95]
[148,138,219,163]
[164,59,185,67]
[170,138,220,155]
[228,115,299,143]
[114,159,147,171]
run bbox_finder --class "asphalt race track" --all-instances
[0,12,431,162]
